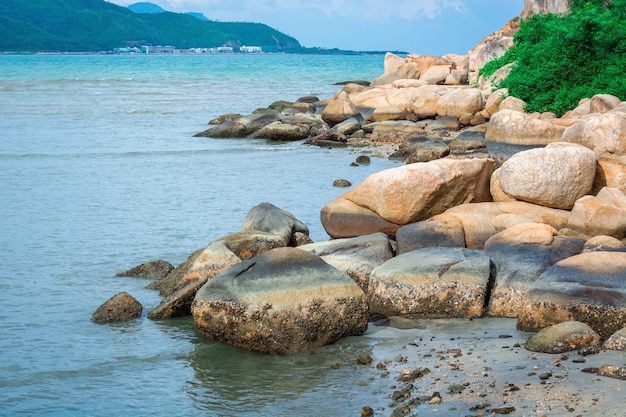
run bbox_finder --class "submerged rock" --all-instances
[116,259,174,280]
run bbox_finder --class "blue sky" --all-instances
[111,0,524,55]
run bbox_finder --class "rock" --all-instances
[517,252,626,338]
[490,168,517,203]
[191,247,369,355]
[369,121,425,143]
[605,328,626,350]
[594,153,626,194]
[334,117,362,136]
[484,223,585,317]
[405,137,450,164]
[483,88,508,118]
[411,85,446,119]
[116,260,174,280]
[370,53,421,87]
[445,69,469,86]
[299,232,394,292]
[320,158,494,238]
[296,95,320,104]
[208,113,241,125]
[583,235,626,253]
[598,365,626,380]
[497,143,597,209]
[521,0,571,19]
[147,240,242,319]
[240,202,310,246]
[400,201,571,250]
[367,247,493,319]
[333,179,351,187]
[425,116,460,133]
[372,105,406,122]
[392,78,428,88]
[254,122,311,141]
[396,216,466,253]
[590,94,621,113]
[525,321,601,354]
[436,88,484,121]
[468,17,519,84]
[420,65,452,85]
[355,155,371,165]
[195,112,280,138]
[485,109,565,163]
[147,248,204,296]
[562,112,626,156]
[322,90,360,126]
[92,291,142,324]
[498,97,526,114]
[568,187,626,239]
[449,129,486,153]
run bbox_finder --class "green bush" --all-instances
[479,0,626,116]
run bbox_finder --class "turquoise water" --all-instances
[0,54,407,416]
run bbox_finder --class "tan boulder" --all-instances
[498,96,526,113]
[425,201,571,249]
[483,88,508,118]
[489,168,517,203]
[392,79,429,88]
[583,235,626,253]
[410,85,449,119]
[594,153,626,194]
[371,53,420,87]
[420,65,452,85]
[517,251,626,339]
[372,105,406,122]
[521,0,571,19]
[562,112,626,155]
[590,93,622,113]
[486,109,567,163]
[320,196,400,239]
[322,90,360,126]
[369,121,425,143]
[468,17,519,84]
[568,187,626,239]
[436,88,484,120]
[367,247,492,319]
[321,158,495,238]
[563,98,591,119]
[445,69,469,86]
[497,142,597,210]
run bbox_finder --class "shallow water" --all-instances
[0,53,411,416]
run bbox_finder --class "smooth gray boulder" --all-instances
[192,247,369,355]
[367,247,493,319]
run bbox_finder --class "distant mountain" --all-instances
[0,0,301,52]
[128,2,167,14]
[186,12,210,22]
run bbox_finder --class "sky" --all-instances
[110,0,525,55]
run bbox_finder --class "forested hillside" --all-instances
[481,0,626,115]
[0,0,301,52]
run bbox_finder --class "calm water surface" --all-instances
[0,54,410,416]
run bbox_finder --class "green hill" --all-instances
[0,0,301,52]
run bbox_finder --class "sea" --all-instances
[0,53,407,416]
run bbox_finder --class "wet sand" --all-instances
[354,318,625,416]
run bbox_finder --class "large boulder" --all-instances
[521,0,571,19]
[484,223,585,318]
[562,112,626,156]
[436,88,484,120]
[367,247,493,319]
[397,201,572,251]
[92,292,142,324]
[568,187,626,239]
[371,53,452,87]
[192,247,369,355]
[594,153,626,194]
[195,112,280,138]
[320,157,495,238]
[517,252,626,339]
[420,65,452,85]
[485,109,565,163]
[240,202,310,246]
[298,232,394,292]
[497,143,597,209]
[468,17,519,85]
[322,90,361,126]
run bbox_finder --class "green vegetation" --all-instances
[0,0,301,52]
[480,0,626,116]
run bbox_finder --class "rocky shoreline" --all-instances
[93,2,625,414]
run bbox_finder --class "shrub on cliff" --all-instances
[480,0,626,116]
